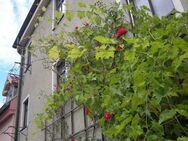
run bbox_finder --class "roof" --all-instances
[12,0,51,51]
[12,0,41,48]
[0,101,10,115]
[0,97,17,124]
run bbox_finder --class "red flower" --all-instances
[104,112,112,122]
[70,137,75,141]
[85,106,91,115]
[75,26,79,30]
[115,28,128,39]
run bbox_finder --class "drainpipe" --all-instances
[52,0,56,30]
[126,0,135,28]
[14,44,25,141]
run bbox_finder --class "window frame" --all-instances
[57,61,66,85]
[131,0,175,17]
[55,0,66,24]
[56,0,65,12]
[44,60,104,140]
[24,42,32,73]
[21,96,29,130]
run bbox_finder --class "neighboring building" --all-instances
[0,74,19,141]
[12,0,188,141]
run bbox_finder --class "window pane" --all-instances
[133,0,152,15]
[133,0,151,9]
[56,0,66,13]
[23,99,29,128]
[57,61,67,91]
[116,0,126,3]
[151,0,174,17]
[27,51,31,66]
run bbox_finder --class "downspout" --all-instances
[51,1,56,140]
[126,0,135,28]
[51,0,56,94]
[52,0,56,30]
[14,44,25,141]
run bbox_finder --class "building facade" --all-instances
[12,0,188,141]
[0,74,18,141]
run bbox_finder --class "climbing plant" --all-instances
[36,1,188,141]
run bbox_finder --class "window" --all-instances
[55,0,66,25]
[57,61,66,84]
[133,0,174,17]
[43,61,103,141]
[150,0,174,17]
[116,0,126,3]
[56,61,66,91]
[133,0,153,15]
[133,0,151,9]
[23,98,29,129]
[25,43,32,73]
[56,60,69,90]
[56,0,66,13]
[27,50,31,67]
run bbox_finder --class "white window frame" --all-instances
[52,60,59,94]
[21,95,30,130]
[56,0,66,14]
[132,0,175,17]
[172,0,185,12]
[52,0,66,29]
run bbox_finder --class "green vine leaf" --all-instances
[110,116,132,137]
[55,11,63,19]
[130,114,143,141]
[77,11,85,19]
[176,109,188,118]
[78,1,86,8]
[177,137,188,141]
[182,76,188,95]
[94,36,117,44]
[68,47,86,60]
[66,11,74,21]
[159,109,176,124]
[95,45,115,60]
[48,46,59,60]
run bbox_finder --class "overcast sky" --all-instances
[0,0,34,107]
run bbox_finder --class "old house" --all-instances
[0,74,19,141]
[12,0,188,141]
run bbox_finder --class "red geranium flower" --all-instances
[104,112,112,122]
[70,137,75,141]
[115,28,128,39]
[85,106,91,115]
[75,26,79,30]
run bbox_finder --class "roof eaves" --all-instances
[12,0,41,48]
[0,101,10,115]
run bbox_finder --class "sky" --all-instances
[0,0,34,107]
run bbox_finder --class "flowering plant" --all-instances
[37,2,188,141]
